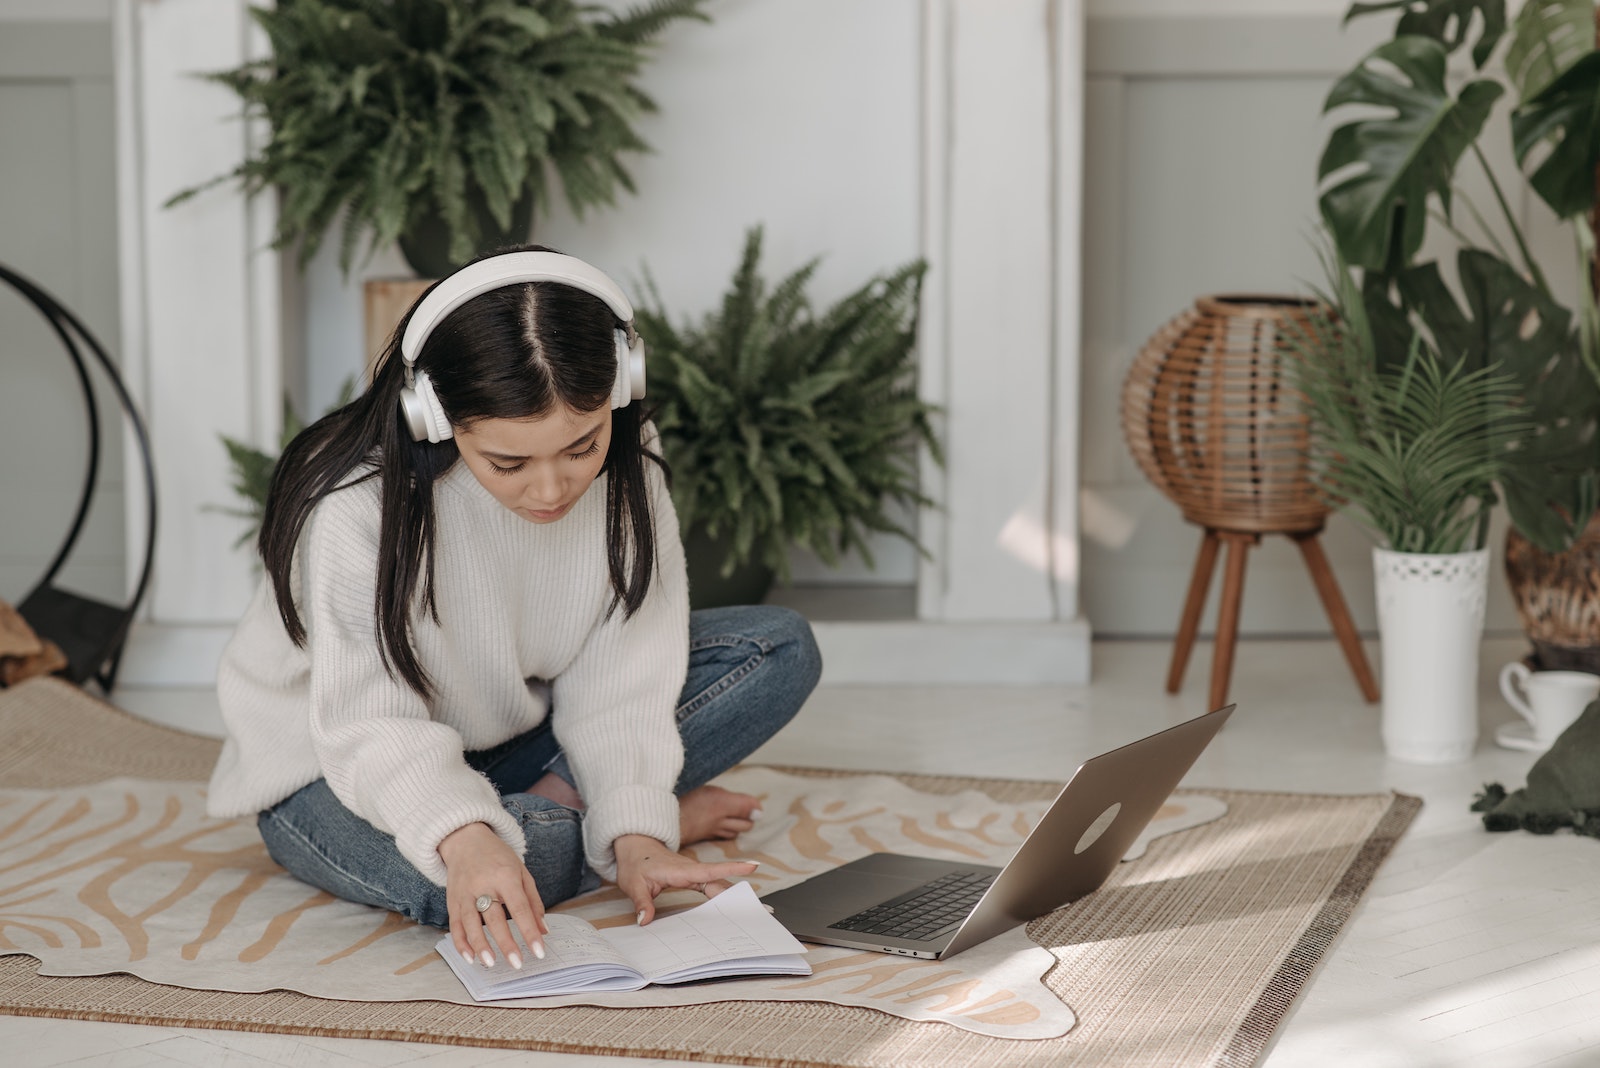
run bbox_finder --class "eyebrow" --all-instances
[480,422,604,463]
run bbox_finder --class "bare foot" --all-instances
[679,785,761,845]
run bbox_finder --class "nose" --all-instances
[523,463,563,508]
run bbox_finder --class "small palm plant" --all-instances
[1290,252,1533,555]
[635,227,942,591]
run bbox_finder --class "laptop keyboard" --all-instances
[826,870,996,942]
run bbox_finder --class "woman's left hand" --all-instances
[613,833,758,924]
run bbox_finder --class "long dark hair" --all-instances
[257,246,667,699]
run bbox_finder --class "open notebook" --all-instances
[436,881,810,1000]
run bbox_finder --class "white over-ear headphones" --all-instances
[397,251,647,443]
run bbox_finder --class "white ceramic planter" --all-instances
[1372,546,1491,764]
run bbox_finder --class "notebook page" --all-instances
[598,881,809,983]
[435,912,644,999]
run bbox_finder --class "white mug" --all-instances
[1498,664,1600,745]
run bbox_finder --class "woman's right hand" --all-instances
[439,821,547,968]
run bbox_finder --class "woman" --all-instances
[206,247,821,972]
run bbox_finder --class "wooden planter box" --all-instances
[362,278,433,382]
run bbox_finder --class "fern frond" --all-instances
[637,226,942,575]
[169,0,711,273]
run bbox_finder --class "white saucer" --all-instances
[1494,720,1554,753]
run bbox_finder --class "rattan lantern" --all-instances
[1121,294,1378,709]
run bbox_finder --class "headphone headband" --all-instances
[396,251,646,442]
[401,251,636,362]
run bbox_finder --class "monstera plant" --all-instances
[1318,0,1600,549]
[1315,0,1600,669]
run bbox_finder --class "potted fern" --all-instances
[170,0,710,277]
[634,227,942,608]
[1315,0,1600,672]
[1292,255,1533,763]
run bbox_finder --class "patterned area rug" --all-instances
[0,677,1419,1067]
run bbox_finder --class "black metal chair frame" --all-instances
[2,262,157,692]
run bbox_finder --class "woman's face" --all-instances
[453,403,612,524]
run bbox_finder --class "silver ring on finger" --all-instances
[475,894,499,913]
[696,882,707,895]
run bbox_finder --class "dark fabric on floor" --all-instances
[1473,698,1600,836]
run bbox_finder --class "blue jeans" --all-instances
[257,605,821,928]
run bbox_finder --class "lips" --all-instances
[522,502,570,522]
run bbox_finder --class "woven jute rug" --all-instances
[0,677,1419,1067]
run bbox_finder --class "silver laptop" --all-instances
[761,704,1234,960]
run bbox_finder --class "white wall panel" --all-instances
[131,0,268,623]
[0,24,123,611]
[935,0,1058,621]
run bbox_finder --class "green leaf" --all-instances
[1346,0,1508,69]
[1512,50,1600,219]
[1505,0,1596,101]
[1364,249,1596,551]
[489,7,551,38]
[1319,36,1504,270]
[1385,250,1572,376]
[642,225,943,574]
[1287,248,1538,553]
[607,0,713,46]
[168,0,712,274]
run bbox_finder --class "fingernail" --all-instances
[750,808,764,820]
[509,951,523,970]
[637,910,647,925]
[479,950,494,968]
[531,940,546,960]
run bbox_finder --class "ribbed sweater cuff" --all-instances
[397,800,524,887]
[582,784,681,882]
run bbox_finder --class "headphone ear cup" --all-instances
[611,329,639,410]
[399,385,431,441]
[401,372,453,442]
[628,335,646,402]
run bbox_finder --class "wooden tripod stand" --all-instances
[1121,295,1387,711]
[1167,524,1379,711]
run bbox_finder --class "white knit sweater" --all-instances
[206,449,689,886]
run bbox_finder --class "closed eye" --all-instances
[486,440,596,473]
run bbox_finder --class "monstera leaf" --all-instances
[1372,249,1600,549]
[1391,251,1573,374]
[1506,0,1597,100]
[1513,50,1600,219]
[1346,0,1508,68]
[1499,429,1600,552]
[1319,37,1504,271]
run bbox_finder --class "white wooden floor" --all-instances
[8,635,1598,1067]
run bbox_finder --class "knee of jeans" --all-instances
[256,808,450,928]
[504,798,591,907]
[767,605,823,695]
